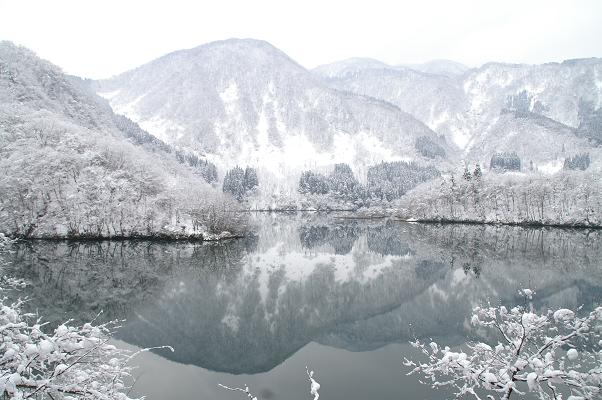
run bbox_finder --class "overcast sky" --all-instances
[1,0,601,79]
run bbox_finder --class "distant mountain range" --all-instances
[315,57,602,170]
[95,38,601,182]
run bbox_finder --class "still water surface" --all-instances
[5,214,602,399]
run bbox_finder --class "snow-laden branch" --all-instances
[404,289,602,400]
[0,275,172,399]
[217,384,258,400]
[306,366,321,400]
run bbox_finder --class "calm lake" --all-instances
[4,213,602,400]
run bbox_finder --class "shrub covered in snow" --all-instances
[2,239,156,399]
[0,239,167,399]
[404,290,602,400]
[0,281,168,399]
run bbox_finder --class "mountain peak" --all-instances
[195,37,279,50]
[152,37,298,66]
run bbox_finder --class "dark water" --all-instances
[3,214,602,400]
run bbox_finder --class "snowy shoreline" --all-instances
[4,232,245,242]
[241,209,602,229]
[244,209,602,229]
[392,218,602,230]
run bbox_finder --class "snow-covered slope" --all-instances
[95,39,448,179]
[313,57,394,78]
[402,59,470,78]
[314,59,466,145]
[315,57,602,165]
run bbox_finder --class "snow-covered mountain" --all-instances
[315,57,602,167]
[314,59,466,144]
[96,39,602,183]
[95,39,450,180]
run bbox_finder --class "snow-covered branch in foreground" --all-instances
[217,384,258,400]
[306,366,321,400]
[0,278,172,399]
[404,290,602,400]
[219,368,320,400]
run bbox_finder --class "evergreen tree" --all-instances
[564,153,591,170]
[473,164,482,181]
[505,90,532,117]
[298,171,329,195]
[329,163,359,199]
[490,152,521,172]
[243,167,258,191]
[577,99,602,144]
[462,164,472,181]
[222,166,246,201]
[200,161,218,183]
[415,136,446,159]
[367,161,440,201]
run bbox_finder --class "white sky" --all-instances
[1,0,601,79]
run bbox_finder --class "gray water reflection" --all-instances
[3,214,602,399]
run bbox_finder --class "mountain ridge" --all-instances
[95,38,449,184]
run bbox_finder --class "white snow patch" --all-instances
[595,70,602,108]
[553,309,575,322]
[537,160,563,175]
[450,125,471,149]
[211,125,407,181]
[527,372,538,391]
[451,268,469,287]
[219,81,239,104]
[221,314,240,333]
[428,110,450,131]
[111,94,146,118]
[97,90,121,100]
[138,116,186,143]
[595,70,602,91]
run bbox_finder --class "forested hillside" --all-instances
[0,41,244,238]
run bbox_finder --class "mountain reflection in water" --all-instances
[4,214,601,399]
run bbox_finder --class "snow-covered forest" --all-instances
[0,42,246,239]
[400,169,602,226]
